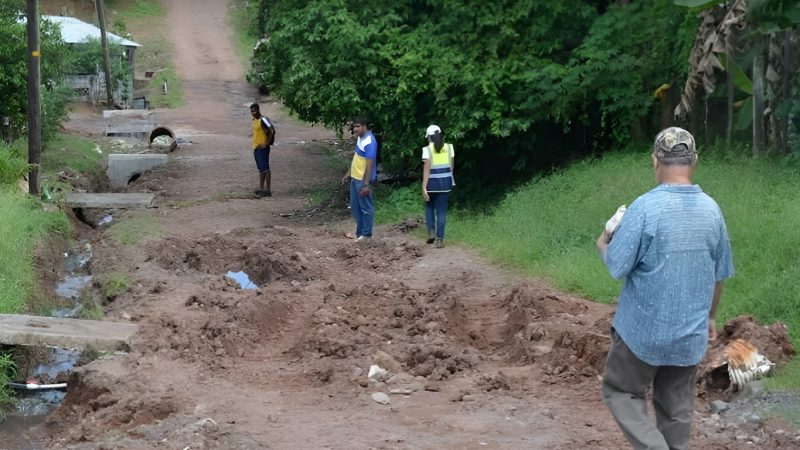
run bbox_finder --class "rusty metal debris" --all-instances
[706,339,775,391]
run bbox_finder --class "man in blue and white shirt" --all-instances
[341,117,378,242]
[595,127,734,450]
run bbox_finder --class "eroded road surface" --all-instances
[11,0,800,448]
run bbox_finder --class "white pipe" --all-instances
[7,382,67,390]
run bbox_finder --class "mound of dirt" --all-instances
[147,232,307,285]
[501,285,611,378]
[698,315,796,393]
[48,364,179,444]
[134,294,292,364]
[715,315,796,365]
[331,238,423,270]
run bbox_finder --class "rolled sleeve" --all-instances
[604,201,646,279]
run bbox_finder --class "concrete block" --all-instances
[0,314,138,351]
[65,193,154,209]
[107,153,168,187]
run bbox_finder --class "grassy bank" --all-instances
[446,151,800,342]
[0,189,70,313]
[229,0,259,73]
[114,0,183,108]
[374,147,800,386]
[0,133,103,314]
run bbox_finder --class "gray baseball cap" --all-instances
[654,127,696,160]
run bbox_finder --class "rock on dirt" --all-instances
[371,392,390,405]
[373,350,403,374]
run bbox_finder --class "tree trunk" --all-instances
[726,49,734,144]
[96,0,114,107]
[752,51,765,156]
[778,30,793,153]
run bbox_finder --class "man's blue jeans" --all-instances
[350,178,374,237]
[425,192,449,239]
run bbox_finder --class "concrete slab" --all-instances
[102,108,157,138]
[107,153,168,187]
[65,193,155,209]
[103,123,152,138]
[102,109,155,120]
[0,314,138,351]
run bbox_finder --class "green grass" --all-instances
[0,189,71,313]
[113,1,183,108]
[114,0,166,18]
[41,134,104,175]
[97,272,131,300]
[229,0,258,73]
[373,184,425,225]
[11,134,104,199]
[78,291,105,321]
[134,36,183,108]
[145,67,183,108]
[0,135,101,315]
[107,212,163,245]
[308,184,337,207]
[767,359,800,391]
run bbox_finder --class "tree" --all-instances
[0,0,74,142]
[249,1,697,193]
[674,0,800,155]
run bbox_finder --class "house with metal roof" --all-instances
[44,15,141,107]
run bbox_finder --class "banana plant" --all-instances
[675,0,800,154]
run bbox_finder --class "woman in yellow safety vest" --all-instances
[421,125,454,248]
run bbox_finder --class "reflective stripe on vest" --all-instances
[426,143,453,192]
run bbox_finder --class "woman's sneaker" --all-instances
[434,238,444,248]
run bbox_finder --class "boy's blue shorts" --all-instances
[254,147,270,173]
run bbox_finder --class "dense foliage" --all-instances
[249,0,698,191]
[1,2,138,142]
[0,0,74,142]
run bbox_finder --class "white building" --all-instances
[44,15,141,106]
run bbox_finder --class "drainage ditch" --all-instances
[0,241,108,446]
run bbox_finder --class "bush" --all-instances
[0,143,28,186]
[249,0,696,196]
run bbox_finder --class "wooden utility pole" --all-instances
[95,0,114,107]
[26,0,41,196]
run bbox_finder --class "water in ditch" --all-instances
[51,243,94,318]
[0,242,94,446]
[0,347,79,449]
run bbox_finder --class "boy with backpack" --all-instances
[250,103,276,197]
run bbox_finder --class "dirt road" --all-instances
[18,0,799,448]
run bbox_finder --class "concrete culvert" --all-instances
[149,127,177,152]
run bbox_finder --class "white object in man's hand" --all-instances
[604,205,627,237]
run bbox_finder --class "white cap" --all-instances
[425,125,441,138]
